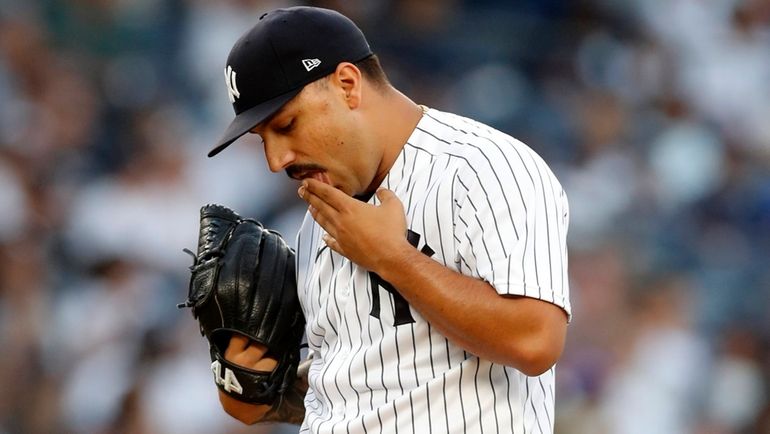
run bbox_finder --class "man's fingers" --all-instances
[297,185,337,221]
[302,178,350,211]
[225,334,267,360]
[249,351,279,371]
[300,181,343,237]
[323,233,342,255]
[225,334,278,371]
[303,188,337,220]
[306,203,338,239]
[229,334,252,352]
[376,188,406,218]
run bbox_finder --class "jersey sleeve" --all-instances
[453,147,571,317]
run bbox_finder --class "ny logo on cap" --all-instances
[302,58,321,72]
[224,65,240,103]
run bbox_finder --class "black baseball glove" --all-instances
[179,204,305,405]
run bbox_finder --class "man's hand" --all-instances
[218,335,309,425]
[298,179,411,273]
[180,204,305,405]
[218,335,277,424]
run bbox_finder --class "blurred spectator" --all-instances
[599,275,709,434]
[704,327,767,433]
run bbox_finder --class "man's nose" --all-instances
[264,141,296,173]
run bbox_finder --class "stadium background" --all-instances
[1,0,769,433]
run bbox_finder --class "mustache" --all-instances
[285,164,326,180]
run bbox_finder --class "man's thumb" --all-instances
[376,188,403,212]
[376,188,397,205]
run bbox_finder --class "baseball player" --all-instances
[185,6,570,434]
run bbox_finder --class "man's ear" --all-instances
[333,62,362,109]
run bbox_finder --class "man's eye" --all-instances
[277,119,294,133]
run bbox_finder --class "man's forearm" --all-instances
[377,245,567,375]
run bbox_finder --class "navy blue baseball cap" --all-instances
[209,6,373,157]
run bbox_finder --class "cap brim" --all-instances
[208,88,303,157]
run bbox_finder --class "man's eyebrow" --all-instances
[265,105,289,125]
[253,102,293,132]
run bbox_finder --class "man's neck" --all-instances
[363,87,424,196]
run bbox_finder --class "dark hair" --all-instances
[355,54,390,88]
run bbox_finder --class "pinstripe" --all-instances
[473,212,497,284]
[306,272,326,347]
[460,226,483,277]
[400,150,406,186]
[376,295,389,406]
[490,364,500,433]
[459,362,467,434]
[399,148,425,434]
[548,366,556,424]
[328,254,344,336]
[404,146,420,215]
[393,326,405,395]
[375,179,391,406]
[543,169,561,303]
[341,262,362,419]
[528,184,542,299]
[456,175,470,194]
[525,379,532,433]
[546,169,567,304]
[319,302,347,433]
[449,166,459,238]
[408,385,415,434]
[326,292,348,424]
[504,368,515,434]
[418,156,441,429]
[473,357,484,433]
[561,190,569,308]
[360,265,377,413]
[426,380,433,434]
[316,253,343,434]
[539,375,552,428]
[392,400,399,434]
[531,153,553,294]
[441,372,450,430]
[529,377,545,434]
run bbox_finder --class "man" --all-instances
[209,6,570,433]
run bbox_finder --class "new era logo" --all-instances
[302,58,321,72]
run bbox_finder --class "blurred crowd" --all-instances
[0,0,769,433]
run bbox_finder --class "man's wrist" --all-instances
[374,238,422,283]
[260,359,310,425]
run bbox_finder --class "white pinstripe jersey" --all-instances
[295,107,571,434]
